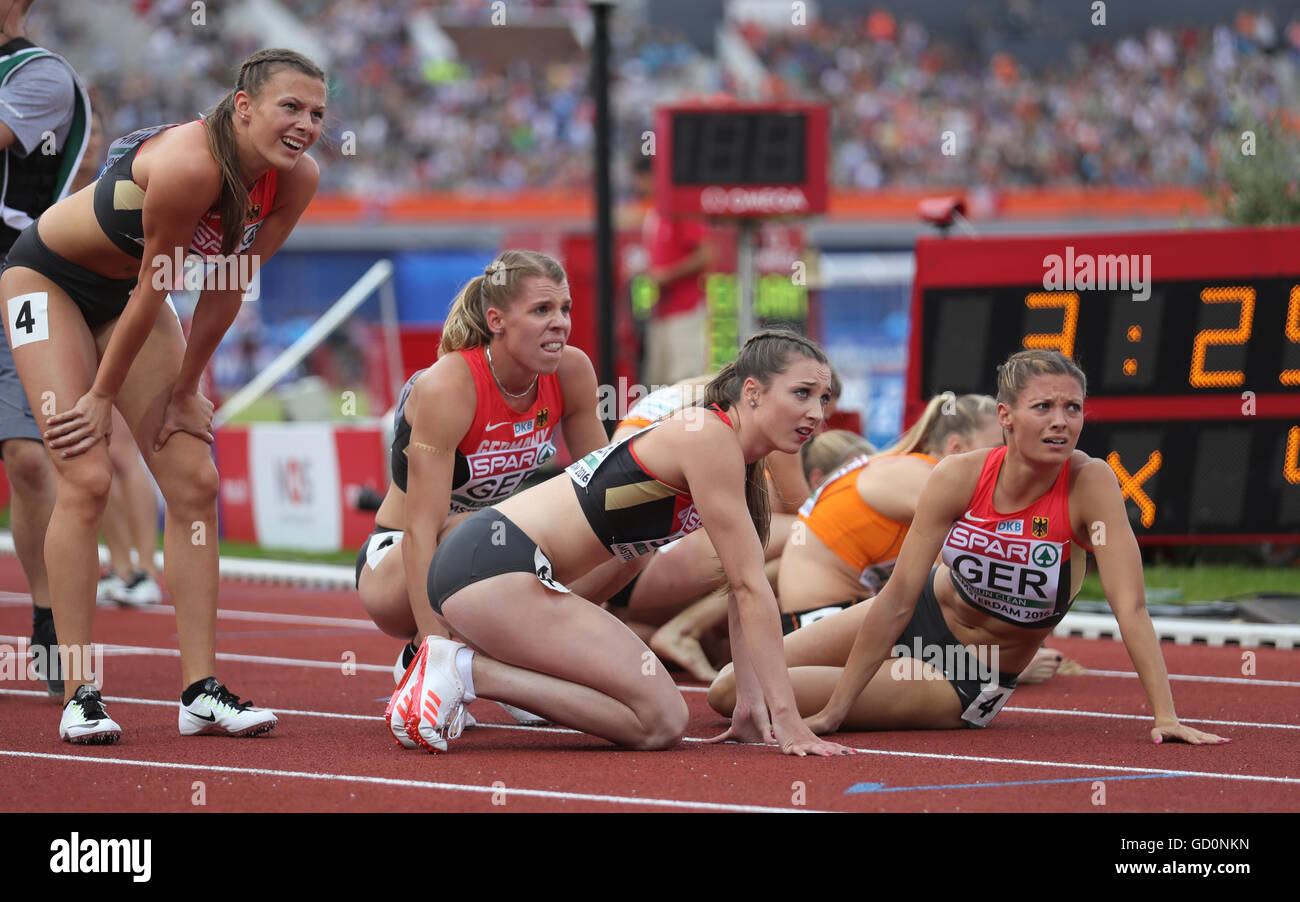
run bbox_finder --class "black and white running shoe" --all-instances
[179,678,277,737]
[59,685,121,744]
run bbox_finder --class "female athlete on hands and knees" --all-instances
[774,393,1002,632]
[0,48,325,743]
[390,330,856,756]
[355,250,608,731]
[711,350,1228,743]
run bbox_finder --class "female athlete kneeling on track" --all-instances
[0,48,325,743]
[355,251,607,734]
[389,330,855,756]
[596,372,825,680]
[710,350,1229,744]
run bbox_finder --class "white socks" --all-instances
[455,647,477,703]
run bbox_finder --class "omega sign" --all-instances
[700,186,810,216]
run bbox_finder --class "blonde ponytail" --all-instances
[885,393,997,457]
[438,250,569,357]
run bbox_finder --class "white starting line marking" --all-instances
[0,750,821,814]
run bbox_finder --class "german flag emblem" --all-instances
[1032,516,1049,538]
[535,407,550,428]
[246,202,262,222]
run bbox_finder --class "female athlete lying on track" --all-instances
[355,250,609,733]
[388,330,856,756]
[710,349,1228,743]
[0,48,324,744]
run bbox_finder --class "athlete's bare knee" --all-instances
[1,439,54,497]
[632,694,688,750]
[706,665,736,715]
[54,459,112,516]
[159,457,218,512]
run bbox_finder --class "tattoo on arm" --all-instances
[410,441,454,456]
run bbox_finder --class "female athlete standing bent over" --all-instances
[0,48,325,743]
[390,330,854,756]
[712,350,1227,743]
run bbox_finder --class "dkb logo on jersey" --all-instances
[1031,543,1059,567]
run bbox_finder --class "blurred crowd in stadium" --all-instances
[32,1,1300,194]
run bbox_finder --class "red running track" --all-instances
[0,556,1296,813]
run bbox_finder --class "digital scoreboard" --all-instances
[907,227,1300,543]
[654,102,829,219]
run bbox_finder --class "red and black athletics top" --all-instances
[566,404,731,561]
[390,346,564,513]
[92,123,278,259]
[939,446,1090,629]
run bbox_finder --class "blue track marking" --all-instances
[845,773,1187,794]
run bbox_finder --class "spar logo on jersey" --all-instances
[996,520,1025,536]
[466,440,556,480]
[941,522,1066,624]
[1030,542,1058,567]
[676,502,702,534]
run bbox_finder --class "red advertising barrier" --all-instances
[216,422,388,552]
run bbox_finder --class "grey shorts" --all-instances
[0,312,39,443]
[427,509,569,615]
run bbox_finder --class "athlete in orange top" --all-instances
[776,393,1001,633]
[711,350,1228,743]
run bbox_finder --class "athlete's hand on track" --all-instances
[1151,719,1229,745]
[154,389,215,451]
[705,705,775,746]
[45,390,113,458]
[773,712,854,756]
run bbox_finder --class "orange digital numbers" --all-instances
[1189,286,1255,388]
[1107,450,1162,528]
[1022,292,1079,358]
[1282,286,1300,387]
[1286,426,1300,486]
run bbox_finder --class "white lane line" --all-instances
[1085,668,1300,689]
[0,635,391,674]
[1003,705,1300,731]
[840,746,1300,785]
[0,750,821,813]
[0,594,377,630]
[6,687,1296,740]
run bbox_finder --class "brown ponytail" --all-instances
[204,48,326,255]
[700,329,831,547]
[439,250,568,356]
